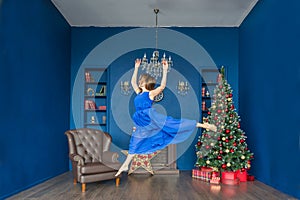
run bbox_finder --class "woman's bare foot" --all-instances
[115,165,128,177]
[197,122,217,132]
[203,123,217,132]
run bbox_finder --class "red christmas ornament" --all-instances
[250,155,254,159]
[205,145,210,149]
[237,124,241,128]
[217,109,222,113]
[241,168,245,172]
[229,93,233,98]
[214,116,218,120]
[217,156,222,160]
[240,139,245,143]
[219,144,222,147]
[225,129,230,134]
[248,160,251,164]
[233,142,237,146]
[229,135,234,139]
[218,137,221,140]
[225,139,229,143]
[208,111,211,115]
[219,85,223,89]
[221,164,226,169]
[230,149,234,153]
[226,94,229,98]
[225,109,228,112]
[230,114,233,118]
[197,142,201,146]
[219,150,223,154]
[231,105,235,110]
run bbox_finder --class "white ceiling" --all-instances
[51,0,258,27]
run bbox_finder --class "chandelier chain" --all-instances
[139,8,173,80]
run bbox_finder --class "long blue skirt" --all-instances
[128,108,196,154]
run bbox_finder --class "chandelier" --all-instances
[140,9,173,79]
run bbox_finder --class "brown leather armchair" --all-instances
[65,128,121,192]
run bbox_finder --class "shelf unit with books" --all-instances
[84,68,108,131]
[201,68,221,128]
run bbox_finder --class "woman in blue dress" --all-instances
[115,59,216,176]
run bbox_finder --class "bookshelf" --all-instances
[84,68,108,131]
[201,68,221,126]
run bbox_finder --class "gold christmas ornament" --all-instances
[241,155,245,160]
[206,160,210,164]
[226,163,231,167]
[225,149,230,153]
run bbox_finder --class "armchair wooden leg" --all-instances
[81,183,86,193]
[116,177,120,186]
[73,178,77,185]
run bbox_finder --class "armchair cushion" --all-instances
[81,162,121,174]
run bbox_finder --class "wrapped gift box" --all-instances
[192,167,213,182]
[222,171,240,185]
[247,175,255,181]
[192,168,201,179]
[236,170,248,182]
[210,177,221,184]
[221,171,237,180]
[210,171,220,184]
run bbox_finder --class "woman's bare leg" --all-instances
[115,154,135,177]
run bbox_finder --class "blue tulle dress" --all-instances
[128,92,197,154]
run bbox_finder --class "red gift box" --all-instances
[236,170,248,182]
[222,171,237,180]
[247,175,255,181]
[192,167,213,182]
[210,177,221,184]
[192,169,201,179]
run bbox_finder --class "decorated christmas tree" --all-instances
[195,67,254,172]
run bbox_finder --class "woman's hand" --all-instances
[162,59,168,71]
[135,59,141,68]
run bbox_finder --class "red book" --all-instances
[84,100,89,110]
[85,72,91,82]
[87,100,96,109]
[99,106,106,111]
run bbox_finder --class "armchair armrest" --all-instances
[103,151,119,163]
[69,154,85,166]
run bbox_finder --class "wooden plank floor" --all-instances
[7,171,297,200]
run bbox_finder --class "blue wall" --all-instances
[239,0,300,198]
[70,27,239,170]
[0,1,71,199]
